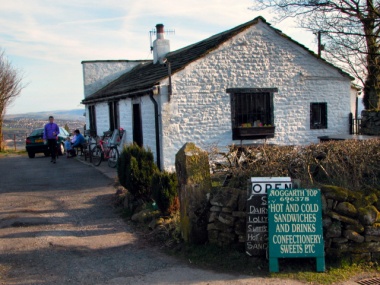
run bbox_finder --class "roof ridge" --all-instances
[168,16,264,57]
[81,59,151,64]
[82,16,352,104]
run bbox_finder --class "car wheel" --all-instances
[58,143,65,155]
[44,151,50,157]
[28,152,35,158]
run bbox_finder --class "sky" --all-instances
[1,0,318,115]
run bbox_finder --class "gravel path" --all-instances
[0,155,358,285]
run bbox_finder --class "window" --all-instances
[109,101,119,131]
[88,105,97,135]
[310,103,327,129]
[227,88,277,140]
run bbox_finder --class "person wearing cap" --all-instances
[43,116,60,163]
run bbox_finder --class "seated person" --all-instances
[64,137,76,157]
[71,131,77,144]
[72,129,85,156]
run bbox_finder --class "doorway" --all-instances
[133,104,143,147]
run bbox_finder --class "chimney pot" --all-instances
[156,24,164,39]
[156,24,164,33]
[153,23,170,64]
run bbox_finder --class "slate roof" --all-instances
[82,16,352,104]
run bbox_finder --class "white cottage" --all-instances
[81,17,355,171]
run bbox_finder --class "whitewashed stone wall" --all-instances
[111,96,158,164]
[160,19,352,170]
[119,99,133,144]
[82,60,147,97]
[140,95,157,161]
[95,102,110,135]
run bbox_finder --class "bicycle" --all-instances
[91,129,122,168]
[84,130,98,162]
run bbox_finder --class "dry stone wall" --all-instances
[208,187,247,246]
[207,185,380,262]
[322,185,380,263]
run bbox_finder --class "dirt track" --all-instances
[0,155,359,285]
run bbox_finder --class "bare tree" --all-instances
[251,0,380,110]
[0,49,25,151]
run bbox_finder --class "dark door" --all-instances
[109,101,119,131]
[133,104,143,147]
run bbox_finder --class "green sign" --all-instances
[268,188,325,273]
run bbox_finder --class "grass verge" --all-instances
[167,243,380,284]
[0,149,26,157]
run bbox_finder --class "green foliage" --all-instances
[151,171,179,215]
[64,123,70,133]
[117,146,127,187]
[117,143,158,201]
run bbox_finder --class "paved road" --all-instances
[0,155,358,285]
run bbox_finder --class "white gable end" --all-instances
[159,19,352,170]
[82,61,146,98]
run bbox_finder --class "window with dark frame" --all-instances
[232,92,272,127]
[88,105,97,136]
[227,88,277,140]
[108,101,120,131]
[310,103,327,129]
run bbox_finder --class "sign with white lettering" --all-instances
[246,177,292,256]
[267,188,325,272]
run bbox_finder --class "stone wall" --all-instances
[94,102,110,135]
[82,19,354,171]
[82,60,148,98]
[208,187,247,246]
[361,110,380,135]
[89,95,159,164]
[322,185,380,262]
[207,185,380,262]
[141,95,158,162]
[160,18,352,170]
[118,99,134,144]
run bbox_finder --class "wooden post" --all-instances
[349,112,353,134]
[318,31,322,58]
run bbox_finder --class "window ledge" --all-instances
[233,126,275,140]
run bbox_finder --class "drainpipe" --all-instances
[167,61,172,101]
[149,92,161,171]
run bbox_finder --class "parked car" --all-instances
[25,127,70,158]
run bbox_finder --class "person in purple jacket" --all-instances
[43,116,60,163]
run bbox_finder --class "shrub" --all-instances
[117,143,158,201]
[151,171,179,215]
[212,139,380,191]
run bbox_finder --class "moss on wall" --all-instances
[175,143,212,244]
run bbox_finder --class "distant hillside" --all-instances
[5,109,86,121]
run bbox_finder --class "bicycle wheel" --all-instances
[107,147,119,168]
[91,145,103,166]
[87,143,97,162]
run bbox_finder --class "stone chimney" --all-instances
[153,24,170,64]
